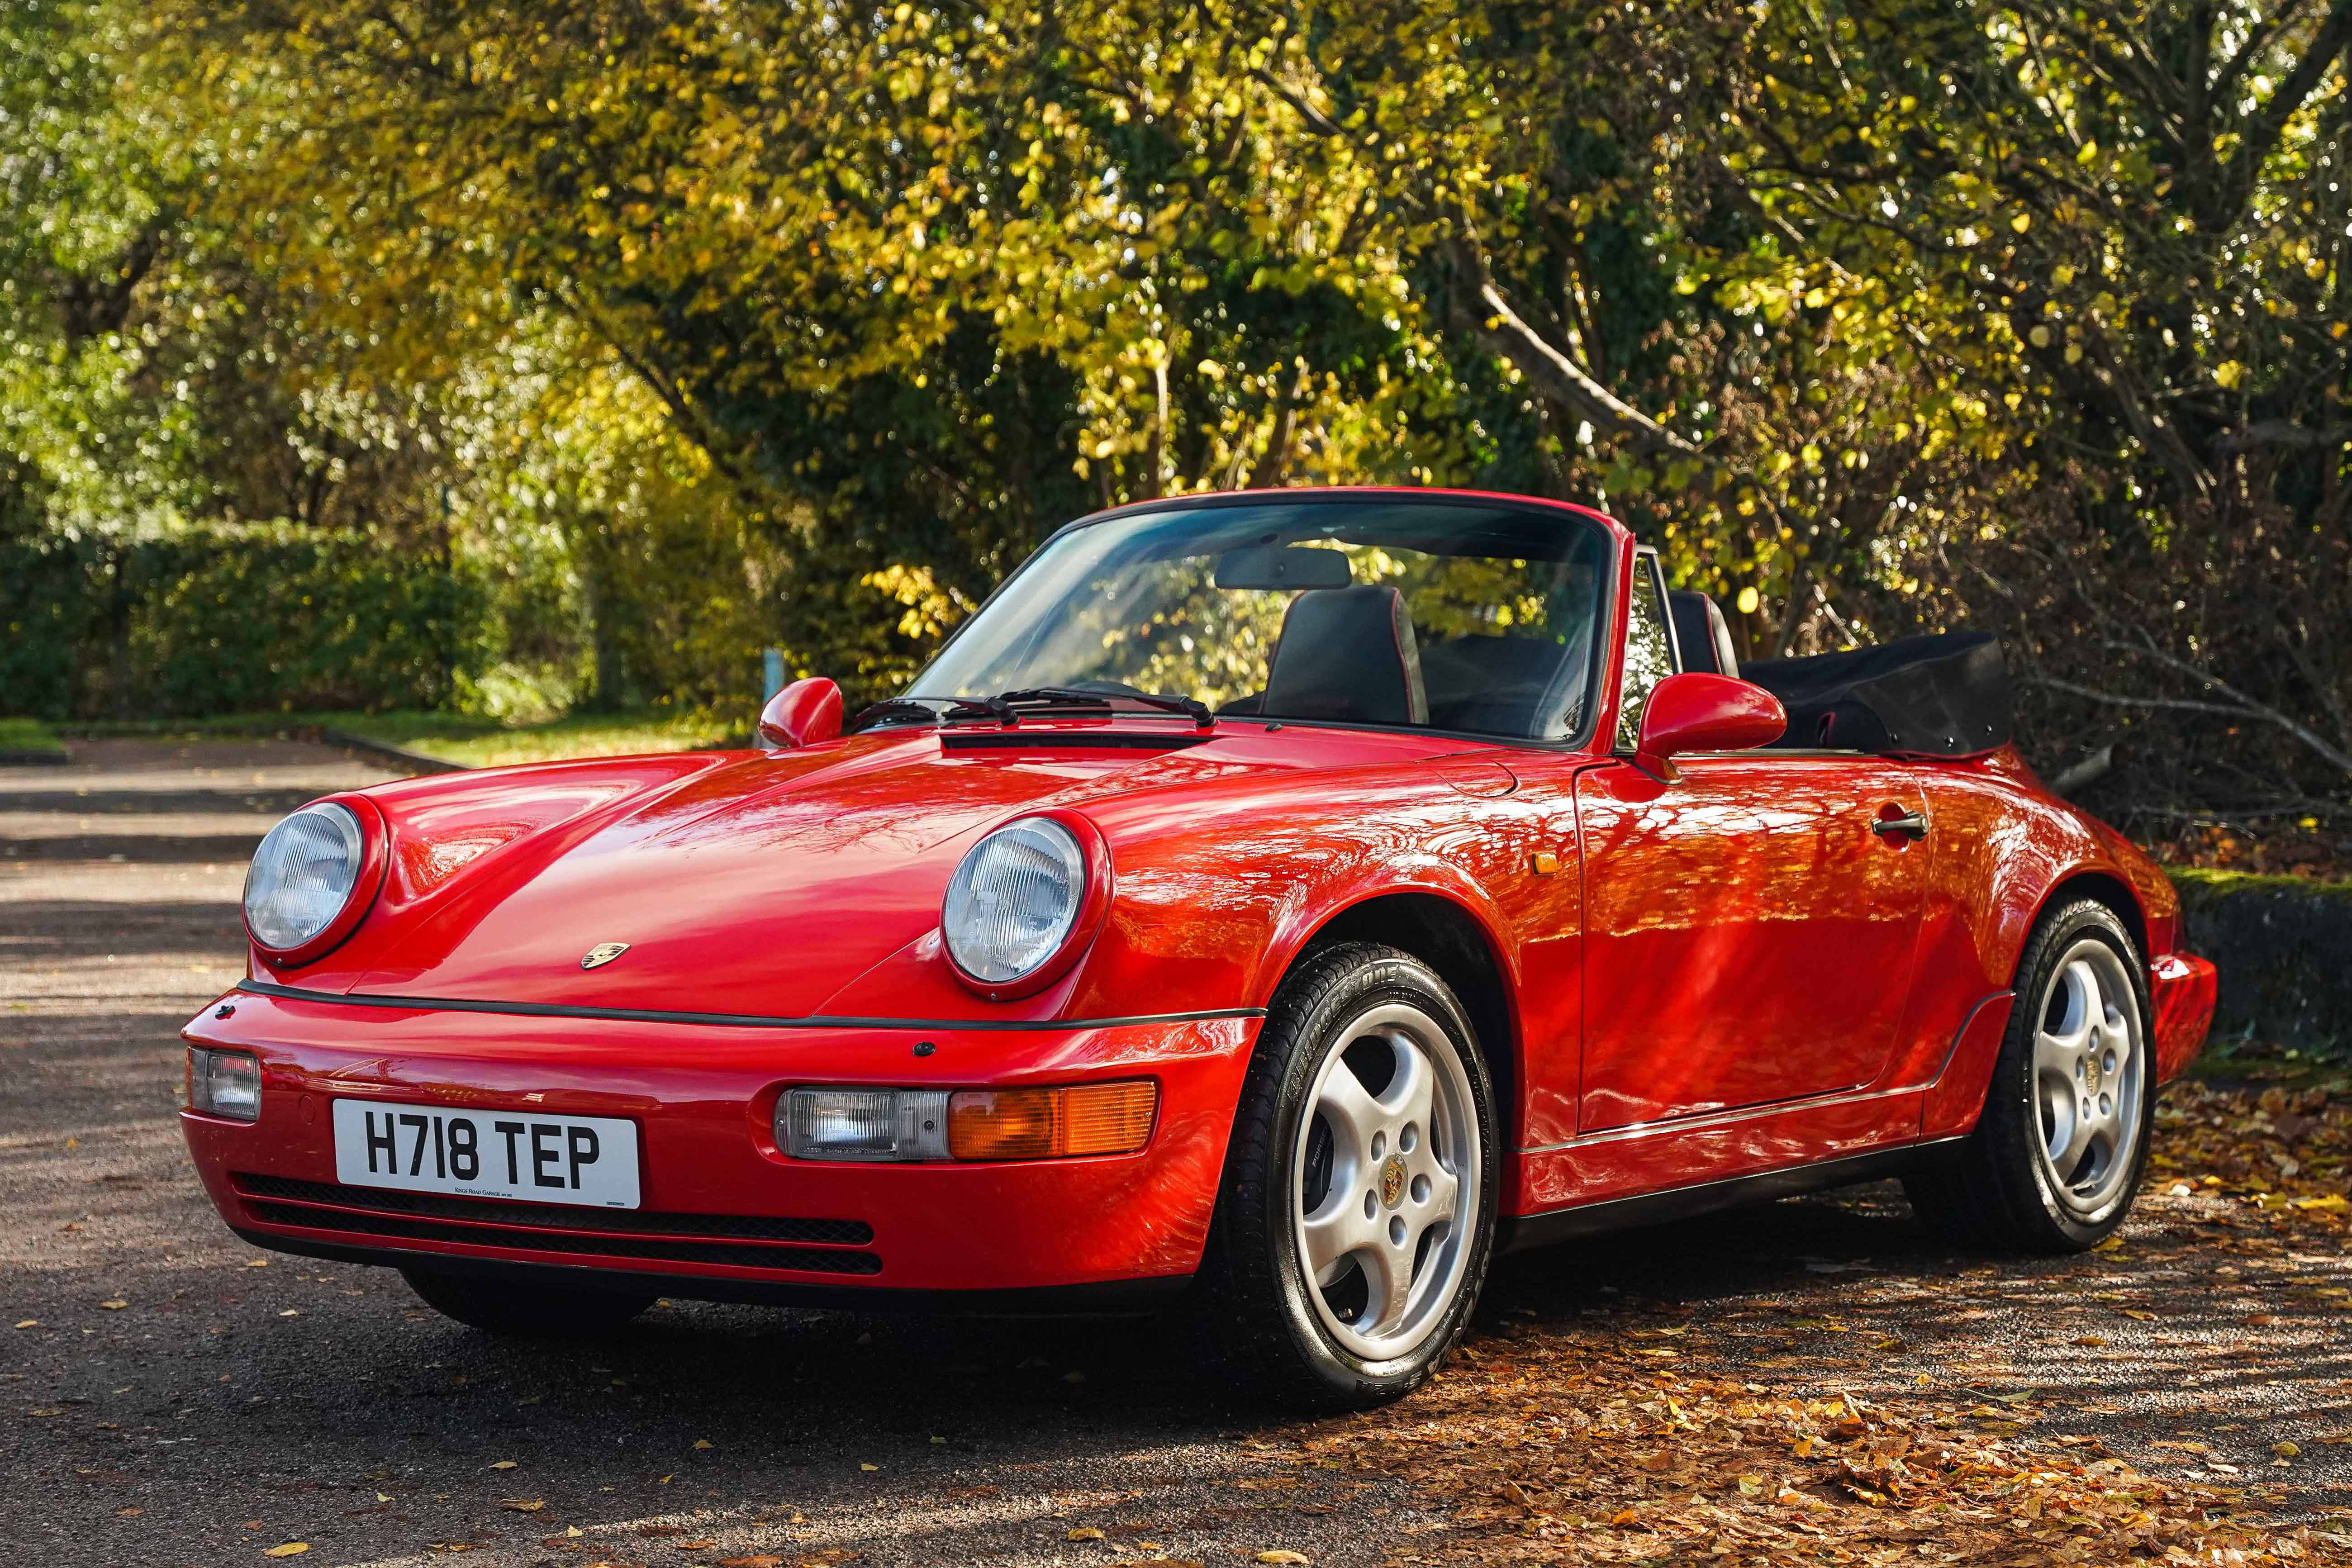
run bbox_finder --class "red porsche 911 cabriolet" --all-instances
[184,489,2216,1407]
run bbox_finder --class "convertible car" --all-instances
[184,488,2216,1407]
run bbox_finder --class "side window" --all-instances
[1613,551,1679,752]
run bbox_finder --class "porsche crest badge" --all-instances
[580,941,631,970]
[1380,1154,1408,1210]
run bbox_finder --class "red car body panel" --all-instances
[186,487,2212,1302]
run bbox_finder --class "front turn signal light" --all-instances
[946,1081,1156,1161]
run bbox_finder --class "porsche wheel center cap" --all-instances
[2082,1053,2104,1094]
[1379,1155,1408,1210]
[580,941,631,970]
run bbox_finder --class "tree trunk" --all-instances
[575,521,625,713]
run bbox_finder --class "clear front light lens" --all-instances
[188,1047,261,1122]
[782,1087,950,1161]
[243,802,363,950]
[941,817,1087,984]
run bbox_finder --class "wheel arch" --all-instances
[1273,889,1520,1145]
[2034,869,2150,973]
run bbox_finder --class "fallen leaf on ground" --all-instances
[261,1547,309,1558]
[498,1498,544,1512]
[99,1300,126,1310]
[1254,1552,1309,1564]
[1069,1527,1105,1539]
[487,1459,518,1470]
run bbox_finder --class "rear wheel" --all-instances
[401,1265,656,1336]
[1905,900,2152,1252]
[1195,942,1497,1410]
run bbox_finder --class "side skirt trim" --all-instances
[1928,988,2015,1085]
[235,979,1265,1034]
[1497,1140,1963,1253]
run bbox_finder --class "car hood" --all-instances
[309,726,1304,1019]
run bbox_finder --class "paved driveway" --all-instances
[3,739,2346,1568]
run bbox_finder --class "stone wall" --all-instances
[2172,872,2352,1051]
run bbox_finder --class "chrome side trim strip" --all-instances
[1516,1080,1923,1156]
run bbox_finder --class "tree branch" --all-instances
[2226,0,2352,212]
[2213,419,2352,456]
[1451,242,1703,460]
[2102,637,2352,776]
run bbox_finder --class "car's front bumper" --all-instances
[181,987,1258,1302]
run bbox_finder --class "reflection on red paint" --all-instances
[1575,755,1931,1129]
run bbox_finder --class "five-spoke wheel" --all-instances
[1905,899,2153,1252]
[2029,940,2144,1218]
[1196,942,1497,1409]
[1293,1002,1481,1362]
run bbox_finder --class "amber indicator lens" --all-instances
[946,1081,1157,1161]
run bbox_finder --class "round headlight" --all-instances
[244,802,365,951]
[942,817,1089,985]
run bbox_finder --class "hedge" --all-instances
[0,528,485,719]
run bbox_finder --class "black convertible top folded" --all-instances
[1740,631,2011,757]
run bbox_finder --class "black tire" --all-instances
[1191,942,1499,1411]
[400,1266,656,1336]
[1905,899,2154,1252]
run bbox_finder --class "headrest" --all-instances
[1668,590,1740,679]
[1262,585,1429,726]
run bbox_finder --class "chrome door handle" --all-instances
[1872,809,1929,842]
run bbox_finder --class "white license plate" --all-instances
[331,1099,640,1209]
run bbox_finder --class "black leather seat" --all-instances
[1261,585,1429,726]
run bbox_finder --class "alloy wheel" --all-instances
[2029,937,2145,1217]
[1291,1002,1482,1362]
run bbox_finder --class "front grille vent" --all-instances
[230,1173,880,1275]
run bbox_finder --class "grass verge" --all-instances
[0,716,67,759]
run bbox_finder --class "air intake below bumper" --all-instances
[229,1173,882,1275]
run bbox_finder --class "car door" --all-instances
[1573,555,1933,1131]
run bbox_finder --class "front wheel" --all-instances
[1196,942,1498,1410]
[1905,899,2154,1251]
[401,1265,656,1336]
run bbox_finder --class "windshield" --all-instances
[903,498,1613,741]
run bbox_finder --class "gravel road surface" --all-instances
[4,739,2346,1568]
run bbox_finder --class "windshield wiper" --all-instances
[848,696,1007,732]
[994,687,1215,731]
